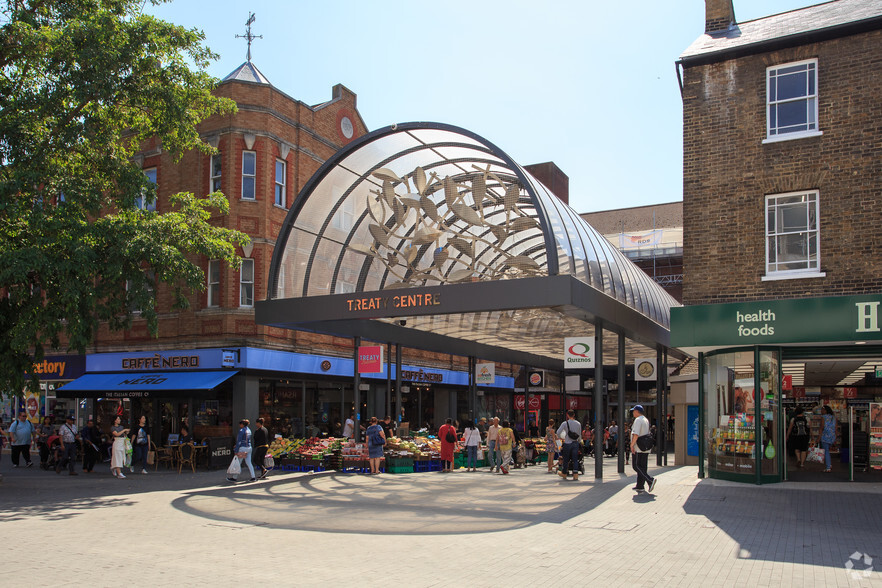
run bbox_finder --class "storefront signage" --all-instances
[400,369,442,383]
[671,294,882,349]
[345,292,440,312]
[528,395,541,410]
[358,345,384,373]
[475,362,495,384]
[564,337,595,369]
[687,405,700,457]
[121,353,200,370]
[782,375,792,390]
[24,355,86,380]
[528,370,544,387]
[634,358,657,382]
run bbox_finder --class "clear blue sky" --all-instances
[149,0,814,213]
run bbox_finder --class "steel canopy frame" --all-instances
[257,122,681,367]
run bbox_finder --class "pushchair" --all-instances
[43,435,64,471]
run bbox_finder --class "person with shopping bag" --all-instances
[227,419,256,483]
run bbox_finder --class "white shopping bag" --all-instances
[226,455,242,476]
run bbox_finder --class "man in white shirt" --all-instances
[486,418,500,472]
[342,413,356,439]
[556,410,582,481]
[630,405,656,493]
[57,415,80,476]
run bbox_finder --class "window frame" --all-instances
[210,154,222,193]
[207,259,221,307]
[274,159,287,207]
[763,58,822,144]
[136,167,157,211]
[239,258,254,308]
[241,151,256,200]
[762,190,825,281]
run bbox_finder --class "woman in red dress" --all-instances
[438,418,457,473]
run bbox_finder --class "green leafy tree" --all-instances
[0,0,249,396]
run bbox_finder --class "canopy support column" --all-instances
[594,321,604,479]
[656,345,663,467]
[618,332,625,474]
[386,342,392,419]
[354,336,361,443]
[395,345,402,425]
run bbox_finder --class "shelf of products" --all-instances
[870,427,882,471]
[710,413,756,475]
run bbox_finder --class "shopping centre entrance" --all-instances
[255,122,686,477]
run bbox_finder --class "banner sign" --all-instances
[475,362,495,384]
[634,358,657,381]
[564,337,594,369]
[687,404,700,457]
[357,345,384,374]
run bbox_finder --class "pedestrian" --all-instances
[178,424,194,444]
[817,405,836,473]
[630,405,656,493]
[7,411,35,468]
[365,416,386,474]
[342,412,356,440]
[528,420,539,437]
[110,416,130,478]
[786,407,810,468]
[463,420,481,472]
[486,417,500,472]
[438,417,457,472]
[381,415,395,439]
[228,419,256,483]
[81,418,101,473]
[624,424,631,464]
[497,420,514,474]
[252,417,270,479]
[130,415,151,475]
[57,415,79,476]
[557,410,582,480]
[582,423,593,457]
[545,419,558,473]
[36,416,54,469]
[476,417,487,440]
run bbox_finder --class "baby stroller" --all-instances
[43,435,64,471]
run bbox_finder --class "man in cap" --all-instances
[630,405,656,493]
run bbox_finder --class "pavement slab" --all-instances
[1,457,880,587]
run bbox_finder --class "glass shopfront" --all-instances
[702,347,782,483]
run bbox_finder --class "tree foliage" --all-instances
[0,0,249,396]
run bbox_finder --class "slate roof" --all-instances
[680,0,882,62]
[222,61,271,85]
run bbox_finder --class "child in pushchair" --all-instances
[43,435,64,471]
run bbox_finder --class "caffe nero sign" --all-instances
[671,294,882,349]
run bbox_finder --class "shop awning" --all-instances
[55,370,238,399]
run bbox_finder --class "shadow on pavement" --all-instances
[682,479,882,571]
[168,465,681,536]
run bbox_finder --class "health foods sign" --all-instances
[671,294,882,348]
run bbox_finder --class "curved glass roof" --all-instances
[267,122,678,330]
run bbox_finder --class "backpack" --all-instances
[444,428,456,444]
[793,417,808,437]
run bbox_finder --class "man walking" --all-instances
[252,417,269,479]
[630,405,656,493]
[556,410,582,480]
[486,417,500,472]
[57,415,79,475]
[81,419,101,473]
[7,411,35,468]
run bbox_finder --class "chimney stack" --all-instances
[524,162,569,205]
[705,0,736,34]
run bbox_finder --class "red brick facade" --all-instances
[681,28,882,306]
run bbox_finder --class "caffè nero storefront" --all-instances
[255,122,686,477]
[672,294,882,484]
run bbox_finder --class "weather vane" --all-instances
[235,12,262,63]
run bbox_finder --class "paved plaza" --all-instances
[1,456,880,587]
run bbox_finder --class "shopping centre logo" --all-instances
[844,551,874,580]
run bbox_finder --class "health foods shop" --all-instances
[672,294,882,484]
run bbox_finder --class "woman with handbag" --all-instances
[228,419,256,483]
[463,421,481,472]
[365,416,386,474]
[109,416,130,479]
[817,405,837,473]
[438,418,457,473]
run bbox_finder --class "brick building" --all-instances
[55,61,519,445]
[671,0,882,483]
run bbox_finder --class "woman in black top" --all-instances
[251,417,269,479]
[786,407,810,468]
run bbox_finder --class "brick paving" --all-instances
[1,456,880,587]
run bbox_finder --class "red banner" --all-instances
[843,387,858,399]
[782,375,792,390]
[357,345,383,373]
[514,395,525,410]
[548,395,591,410]
[528,395,541,410]
[792,387,806,398]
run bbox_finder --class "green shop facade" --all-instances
[671,293,882,484]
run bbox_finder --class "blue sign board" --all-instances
[687,404,700,457]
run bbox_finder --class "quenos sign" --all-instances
[564,337,595,369]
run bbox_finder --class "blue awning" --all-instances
[56,371,238,398]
